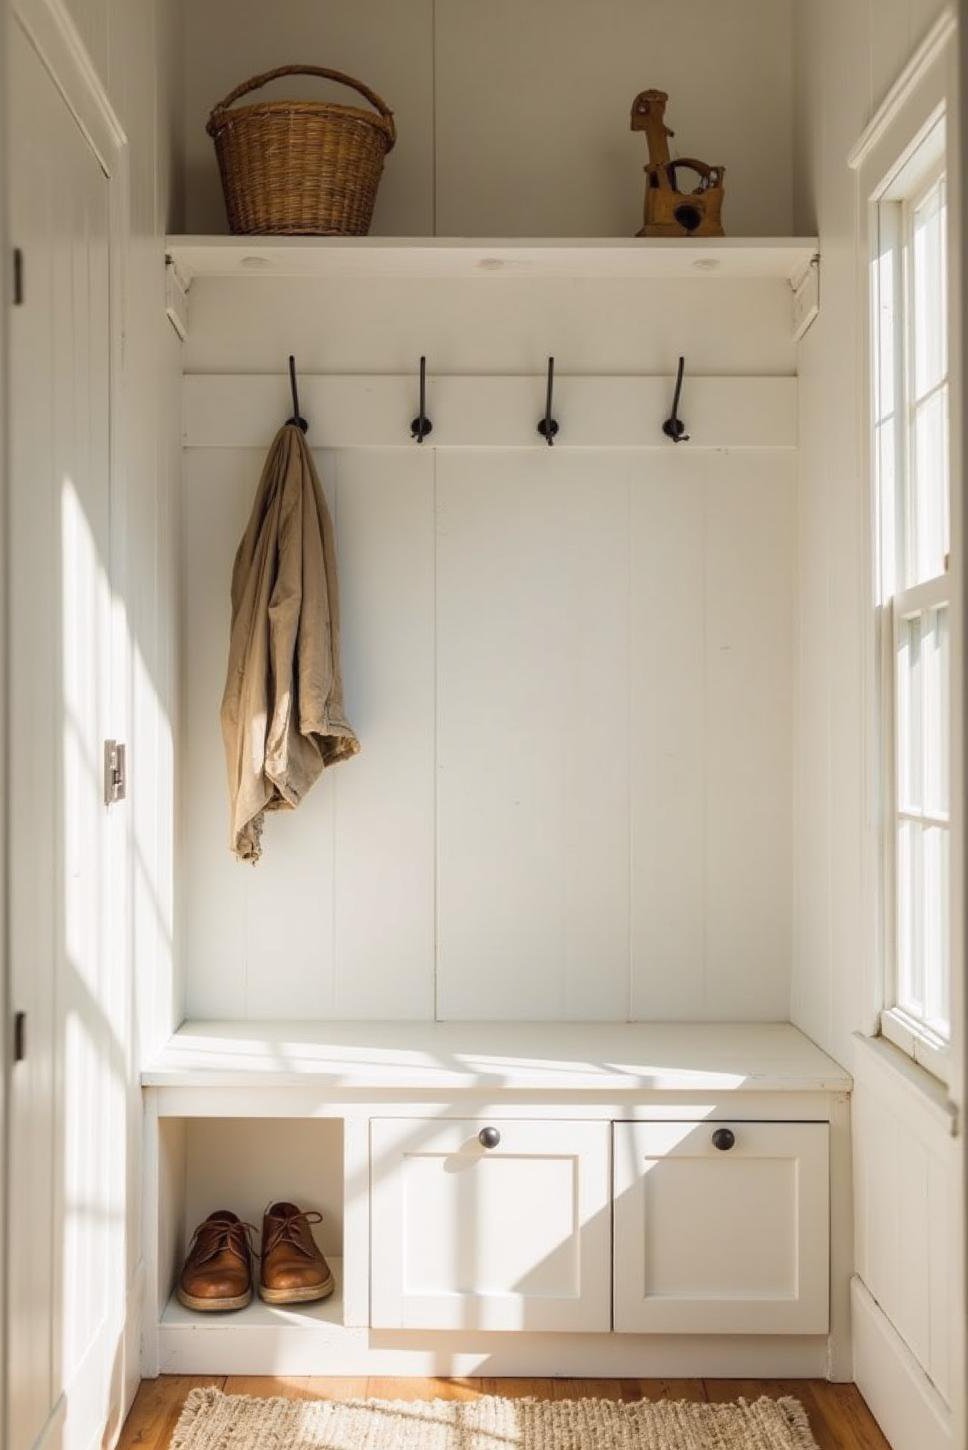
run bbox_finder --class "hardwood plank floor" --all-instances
[118,1374,890,1449]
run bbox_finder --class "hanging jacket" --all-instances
[220,423,360,862]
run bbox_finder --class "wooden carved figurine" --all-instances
[630,89,725,237]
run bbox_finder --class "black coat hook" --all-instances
[410,356,433,442]
[662,355,689,443]
[287,354,308,432]
[537,356,559,445]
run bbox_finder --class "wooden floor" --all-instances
[119,1374,890,1450]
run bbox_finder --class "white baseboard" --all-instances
[851,1277,952,1450]
[157,1320,831,1378]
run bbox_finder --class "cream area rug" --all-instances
[171,1386,819,1450]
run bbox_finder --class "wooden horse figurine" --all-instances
[630,89,725,237]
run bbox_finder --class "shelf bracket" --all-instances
[165,255,190,339]
[790,254,820,342]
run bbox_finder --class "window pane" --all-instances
[912,385,949,583]
[923,606,949,817]
[873,224,901,602]
[897,817,922,1015]
[895,604,950,1040]
[921,824,950,1035]
[912,176,947,399]
[876,416,899,600]
[896,614,922,814]
[906,172,949,587]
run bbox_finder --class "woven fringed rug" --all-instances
[171,1386,819,1450]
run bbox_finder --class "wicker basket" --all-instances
[207,65,396,236]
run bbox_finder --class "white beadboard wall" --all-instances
[852,1040,957,1411]
[180,280,797,1022]
[182,0,794,238]
[180,276,797,378]
[792,5,963,1447]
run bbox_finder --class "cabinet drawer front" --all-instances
[370,1118,611,1331]
[613,1121,829,1335]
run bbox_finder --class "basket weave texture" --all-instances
[207,65,396,236]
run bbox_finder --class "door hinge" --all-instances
[104,739,127,804]
[13,1011,26,1063]
[12,247,23,305]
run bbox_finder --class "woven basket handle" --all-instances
[210,65,396,145]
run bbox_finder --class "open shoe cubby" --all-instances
[151,1117,348,1357]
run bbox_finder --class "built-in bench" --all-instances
[142,1020,852,1379]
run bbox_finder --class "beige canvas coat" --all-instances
[221,423,359,862]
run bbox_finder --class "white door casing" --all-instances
[370,1117,611,1332]
[613,1120,829,1334]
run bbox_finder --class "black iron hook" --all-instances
[410,356,433,442]
[662,355,689,443]
[537,356,559,445]
[287,354,308,432]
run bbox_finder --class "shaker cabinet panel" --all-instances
[370,1118,611,1331]
[613,1121,829,1334]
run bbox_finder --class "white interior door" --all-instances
[613,1120,829,1334]
[370,1118,611,1331]
[8,21,115,1450]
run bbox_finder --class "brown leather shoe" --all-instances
[177,1210,255,1312]
[260,1202,334,1304]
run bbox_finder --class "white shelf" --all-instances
[162,1257,344,1332]
[166,235,819,284]
[143,1020,851,1094]
[158,1259,355,1372]
[152,1252,831,1378]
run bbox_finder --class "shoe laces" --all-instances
[188,1216,258,1266]
[263,1209,323,1258]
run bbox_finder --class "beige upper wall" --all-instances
[793,0,949,235]
[59,0,184,231]
[182,0,794,237]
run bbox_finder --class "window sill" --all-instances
[879,1007,949,1084]
[852,1030,958,1140]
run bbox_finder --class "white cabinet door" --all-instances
[370,1118,611,1331]
[613,1121,829,1334]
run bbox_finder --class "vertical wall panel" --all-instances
[629,459,705,1017]
[894,1135,931,1367]
[182,448,271,1017]
[435,450,631,1020]
[182,446,436,1019]
[182,448,339,1018]
[927,1148,953,1401]
[185,436,795,1022]
[329,450,436,1019]
[703,454,795,1019]
[630,451,795,1020]
[853,1051,958,1403]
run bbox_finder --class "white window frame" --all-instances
[850,13,959,1086]
[882,152,951,1080]
[882,584,951,1080]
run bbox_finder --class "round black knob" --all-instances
[711,1127,735,1151]
[478,1127,501,1149]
